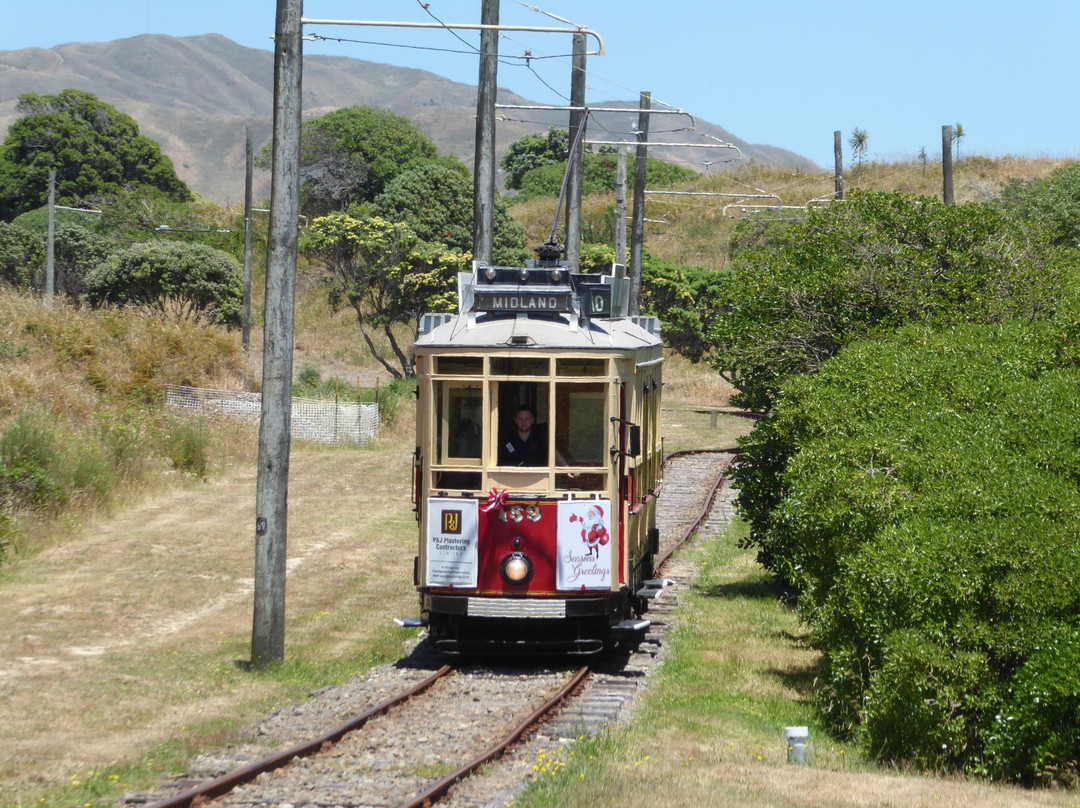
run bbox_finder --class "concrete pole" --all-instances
[942,124,954,205]
[45,169,55,303]
[243,124,254,352]
[252,0,303,668]
[472,0,499,265]
[629,91,651,316]
[833,130,844,200]
[564,32,587,269]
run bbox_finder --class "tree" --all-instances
[85,241,242,326]
[514,152,695,202]
[0,90,191,221]
[500,127,571,190]
[848,127,869,179]
[259,106,440,217]
[299,212,469,378]
[372,158,529,265]
[952,122,965,160]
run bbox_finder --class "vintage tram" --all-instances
[404,260,664,654]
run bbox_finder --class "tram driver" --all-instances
[499,404,548,466]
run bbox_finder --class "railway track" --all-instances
[121,450,737,808]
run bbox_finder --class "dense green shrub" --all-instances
[85,241,242,326]
[998,162,1080,248]
[709,190,1069,409]
[0,222,43,287]
[984,625,1080,785]
[735,321,1080,781]
[640,260,724,362]
[514,153,696,202]
[372,159,529,266]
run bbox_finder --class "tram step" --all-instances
[611,618,651,635]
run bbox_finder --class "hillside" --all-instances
[0,34,816,205]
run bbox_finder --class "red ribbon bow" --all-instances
[481,486,508,513]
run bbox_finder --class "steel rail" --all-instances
[146,664,453,808]
[397,664,592,808]
[654,450,737,573]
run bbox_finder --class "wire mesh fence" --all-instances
[165,384,379,446]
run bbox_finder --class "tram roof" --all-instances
[415,311,662,353]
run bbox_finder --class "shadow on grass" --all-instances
[769,658,821,699]
[694,576,790,602]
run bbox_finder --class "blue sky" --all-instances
[3,0,1078,169]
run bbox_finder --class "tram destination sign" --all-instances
[474,290,574,313]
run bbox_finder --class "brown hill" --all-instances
[0,33,817,206]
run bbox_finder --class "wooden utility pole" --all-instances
[45,169,55,304]
[629,91,650,316]
[941,124,954,205]
[615,147,628,267]
[242,124,254,352]
[252,0,303,668]
[833,130,844,200]
[564,32,587,269]
[472,0,499,265]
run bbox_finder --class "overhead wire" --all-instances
[311,1,817,202]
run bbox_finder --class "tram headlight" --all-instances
[500,552,534,586]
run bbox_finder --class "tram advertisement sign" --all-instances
[556,499,612,590]
[426,498,479,587]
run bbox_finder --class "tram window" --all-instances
[556,358,606,377]
[496,382,549,466]
[434,471,482,490]
[556,472,605,491]
[491,357,549,376]
[555,382,605,467]
[435,356,482,375]
[434,382,482,464]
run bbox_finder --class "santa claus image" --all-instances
[570,505,610,559]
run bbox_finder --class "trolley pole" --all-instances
[629,91,651,316]
[564,32,587,269]
[472,0,499,265]
[615,147,628,267]
[252,0,303,668]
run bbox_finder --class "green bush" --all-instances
[85,240,242,326]
[0,222,43,288]
[514,153,696,202]
[984,625,1080,785]
[735,320,1080,781]
[998,162,1080,249]
[709,190,1070,409]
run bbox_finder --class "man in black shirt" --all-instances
[499,405,548,466]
